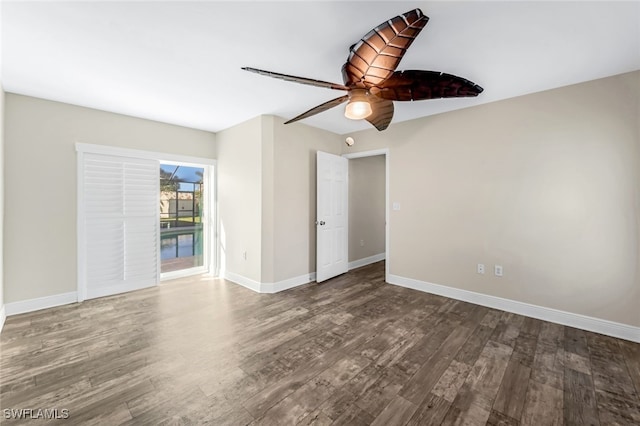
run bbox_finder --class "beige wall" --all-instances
[343,71,640,327]
[349,155,385,262]
[272,116,341,282]
[216,116,263,283]
[4,94,215,303]
[216,115,341,284]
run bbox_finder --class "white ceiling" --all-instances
[2,1,639,135]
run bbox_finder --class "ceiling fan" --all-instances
[243,8,483,131]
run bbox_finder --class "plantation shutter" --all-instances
[80,152,159,300]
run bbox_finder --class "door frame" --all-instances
[342,148,390,282]
[76,143,217,302]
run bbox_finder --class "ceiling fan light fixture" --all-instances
[344,89,372,120]
[345,101,372,120]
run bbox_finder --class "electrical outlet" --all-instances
[477,263,485,274]
[495,265,503,277]
[360,239,364,247]
[243,251,247,260]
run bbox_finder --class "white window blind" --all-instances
[80,152,159,300]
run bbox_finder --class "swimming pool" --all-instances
[160,227,203,260]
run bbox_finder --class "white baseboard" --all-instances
[387,274,640,343]
[262,272,317,293]
[0,305,6,333]
[223,271,316,294]
[348,253,386,271]
[222,271,262,293]
[5,292,78,316]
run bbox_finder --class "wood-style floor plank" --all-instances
[563,368,600,426]
[1,261,639,425]
[492,358,531,420]
[520,380,563,426]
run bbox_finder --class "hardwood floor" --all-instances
[1,261,639,425]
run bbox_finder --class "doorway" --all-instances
[343,149,389,281]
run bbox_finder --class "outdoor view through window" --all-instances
[160,163,204,273]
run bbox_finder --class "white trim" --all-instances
[343,149,389,159]
[5,292,78,316]
[75,142,216,166]
[262,273,317,293]
[222,271,316,294]
[384,152,389,282]
[343,149,390,282]
[212,162,220,277]
[387,274,640,343]
[207,163,218,276]
[349,253,386,271]
[222,271,262,293]
[76,149,86,302]
[0,305,6,333]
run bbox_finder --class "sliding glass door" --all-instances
[159,162,211,277]
[77,143,216,300]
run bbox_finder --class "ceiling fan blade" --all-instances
[365,96,394,131]
[342,9,429,88]
[284,95,350,125]
[371,70,484,101]
[242,67,350,91]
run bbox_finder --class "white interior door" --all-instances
[316,151,348,282]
